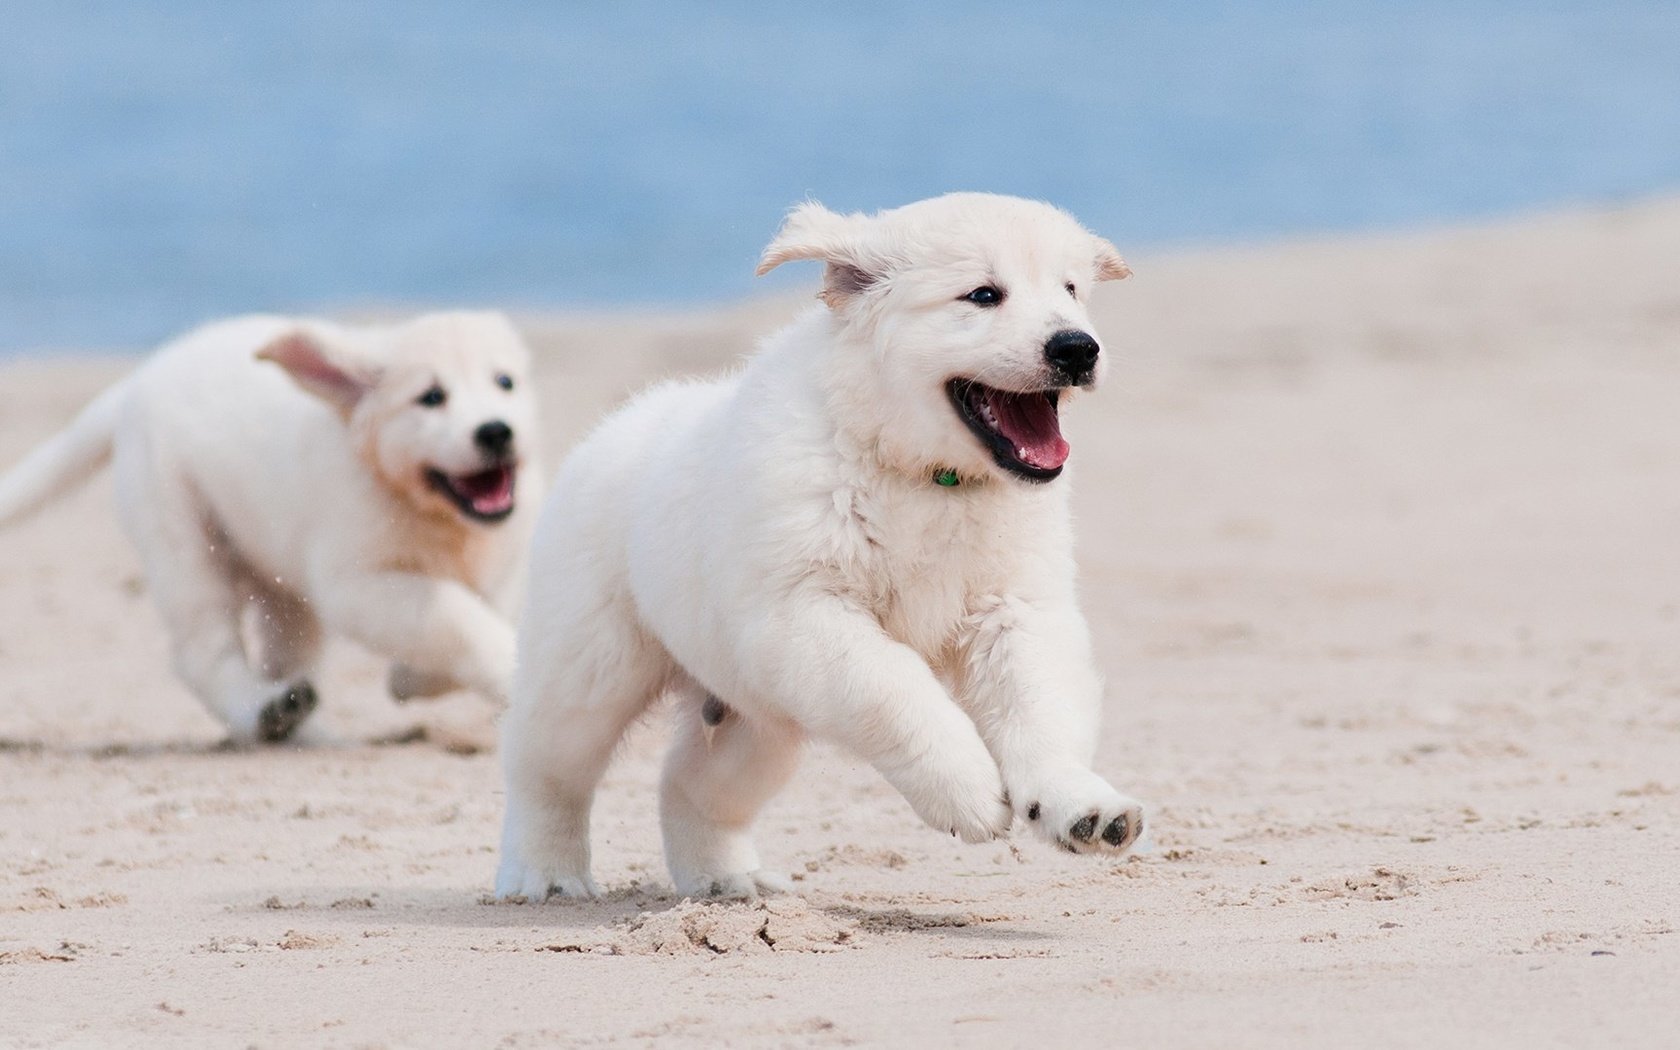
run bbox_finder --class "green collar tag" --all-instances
[933,468,960,487]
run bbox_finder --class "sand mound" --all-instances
[611,898,858,956]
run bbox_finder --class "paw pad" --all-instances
[1068,813,1099,843]
[700,695,730,726]
[257,680,318,742]
[1101,813,1132,847]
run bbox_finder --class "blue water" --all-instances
[3,1,1678,353]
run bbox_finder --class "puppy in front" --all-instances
[0,312,538,742]
[497,193,1141,900]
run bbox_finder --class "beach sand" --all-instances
[2,198,1678,1047]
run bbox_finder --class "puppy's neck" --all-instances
[798,321,977,490]
[353,446,498,587]
[388,495,496,583]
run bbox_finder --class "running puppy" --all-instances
[0,312,539,742]
[497,193,1141,900]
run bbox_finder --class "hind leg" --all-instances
[114,453,315,742]
[494,607,674,901]
[246,580,323,683]
[150,552,316,742]
[660,687,804,898]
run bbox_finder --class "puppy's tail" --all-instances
[0,380,127,528]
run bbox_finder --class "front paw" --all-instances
[894,744,1013,844]
[387,663,460,702]
[1018,768,1145,856]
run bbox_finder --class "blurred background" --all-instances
[2,0,1677,354]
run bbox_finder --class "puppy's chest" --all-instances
[375,511,495,591]
[825,486,1010,656]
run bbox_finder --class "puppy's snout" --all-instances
[1044,329,1100,382]
[474,420,515,458]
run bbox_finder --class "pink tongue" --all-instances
[987,390,1070,469]
[456,467,515,513]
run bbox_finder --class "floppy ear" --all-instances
[255,329,382,416]
[1093,236,1132,281]
[1088,235,1128,280]
[755,201,886,308]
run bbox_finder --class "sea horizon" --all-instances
[5,1,1679,356]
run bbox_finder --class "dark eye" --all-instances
[416,385,447,407]
[962,285,1004,306]
[1065,282,1078,298]
[495,373,515,392]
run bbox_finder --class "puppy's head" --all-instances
[757,193,1129,484]
[257,312,536,525]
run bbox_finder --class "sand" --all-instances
[2,198,1678,1048]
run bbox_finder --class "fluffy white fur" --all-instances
[0,312,540,742]
[497,193,1143,900]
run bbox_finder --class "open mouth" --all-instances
[946,378,1070,482]
[424,464,517,523]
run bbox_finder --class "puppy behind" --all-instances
[0,312,540,741]
[498,193,1142,900]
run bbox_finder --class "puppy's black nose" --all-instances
[1045,329,1101,380]
[474,420,514,456]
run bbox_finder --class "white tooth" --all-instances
[1017,446,1028,459]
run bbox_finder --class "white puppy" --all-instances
[497,193,1142,900]
[0,312,539,742]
